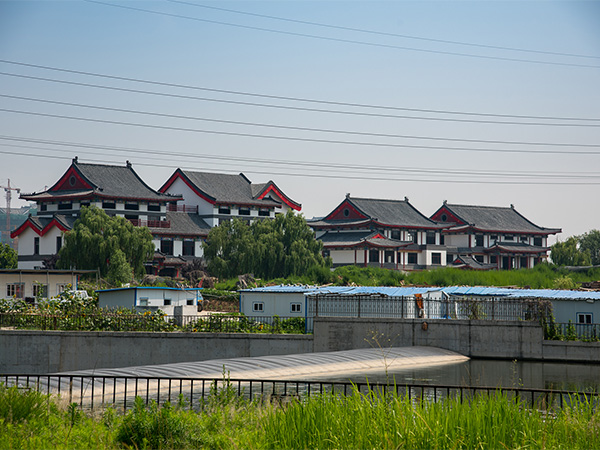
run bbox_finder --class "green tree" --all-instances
[203,211,330,279]
[0,243,17,269]
[579,229,600,266]
[550,237,591,266]
[57,206,154,285]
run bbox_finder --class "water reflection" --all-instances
[322,359,600,392]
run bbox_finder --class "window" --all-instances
[490,235,498,244]
[7,283,24,299]
[474,255,484,263]
[369,249,379,263]
[391,230,401,240]
[475,235,484,247]
[34,237,39,255]
[139,298,149,307]
[258,209,270,217]
[534,237,543,246]
[187,299,194,306]
[440,234,445,245]
[431,252,441,265]
[183,239,195,256]
[148,203,161,212]
[57,283,69,294]
[440,214,448,222]
[40,203,47,212]
[577,313,592,324]
[291,303,302,313]
[426,232,436,245]
[343,208,350,217]
[56,236,62,252]
[520,235,529,243]
[124,202,139,211]
[239,207,251,216]
[80,201,90,209]
[58,202,72,210]
[125,214,137,221]
[520,257,528,269]
[504,235,514,241]
[490,255,498,264]
[407,253,417,264]
[385,250,394,263]
[33,284,48,298]
[69,175,77,186]
[160,239,174,255]
[447,253,454,264]
[218,206,231,215]
[102,201,116,209]
[253,302,264,312]
[164,299,171,306]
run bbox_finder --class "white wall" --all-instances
[240,291,306,317]
[165,177,214,215]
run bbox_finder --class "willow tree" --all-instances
[203,210,330,280]
[57,206,154,285]
[0,243,17,269]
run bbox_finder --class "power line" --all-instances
[2,72,597,128]
[1,106,599,153]
[2,135,597,179]
[84,0,600,70]
[172,0,600,61]
[2,60,599,123]
[5,94,600,149]
[3,148,600,186]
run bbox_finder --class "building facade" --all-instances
[430,202,561,270]
[309,195,447,270]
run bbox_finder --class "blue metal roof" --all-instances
[241,285,600,301]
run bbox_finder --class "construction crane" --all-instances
[1,179,21,245]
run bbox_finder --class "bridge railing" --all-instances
[1,373,597,413]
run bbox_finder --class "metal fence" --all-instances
[0,313,311,334]
[1,373,597,413]
[545,322,600,341]
[308,295,551,322]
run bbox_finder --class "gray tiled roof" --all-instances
[348,197,443,228]
[319,231,411,248]
[74,162,175,201]
[452,255,496,270]
[23,161,177,202]
[28,214,77,231]
[148,212,211,237]
[180,171,280,207]
[442,204,560,234]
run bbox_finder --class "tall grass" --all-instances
[259,388,600,449]
[1,382,599,449]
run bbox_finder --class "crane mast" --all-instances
[1,179,21,247]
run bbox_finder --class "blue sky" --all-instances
[1,0,599,242]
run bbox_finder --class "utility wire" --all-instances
[173,0,600,61]
[84,0,600,70]
[2,135,596,179]
[2,72,597,128]
[4,148,599,185]
[2,60,599,122]
[1,106,599,153]
[5,94,600,148]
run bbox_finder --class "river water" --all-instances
[323,359,600,392]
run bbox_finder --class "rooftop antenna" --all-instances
[1,179,21,247]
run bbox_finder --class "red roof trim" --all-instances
[256,183,301,211]
[51,166,93,192]
[325,199,368,221]
[159,170,215,205]
[431,206,464,225]
[10,217,71,238]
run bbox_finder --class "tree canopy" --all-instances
[551,236,592,267]
[57,206,154,285]
[0,243,17,269]
[579,230,600,266]
[203,211,331,279]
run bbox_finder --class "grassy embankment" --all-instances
[2,382,599,449]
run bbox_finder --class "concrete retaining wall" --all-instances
[0,330,313,374]
[313,318,600,363]
[2,319,600,374]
